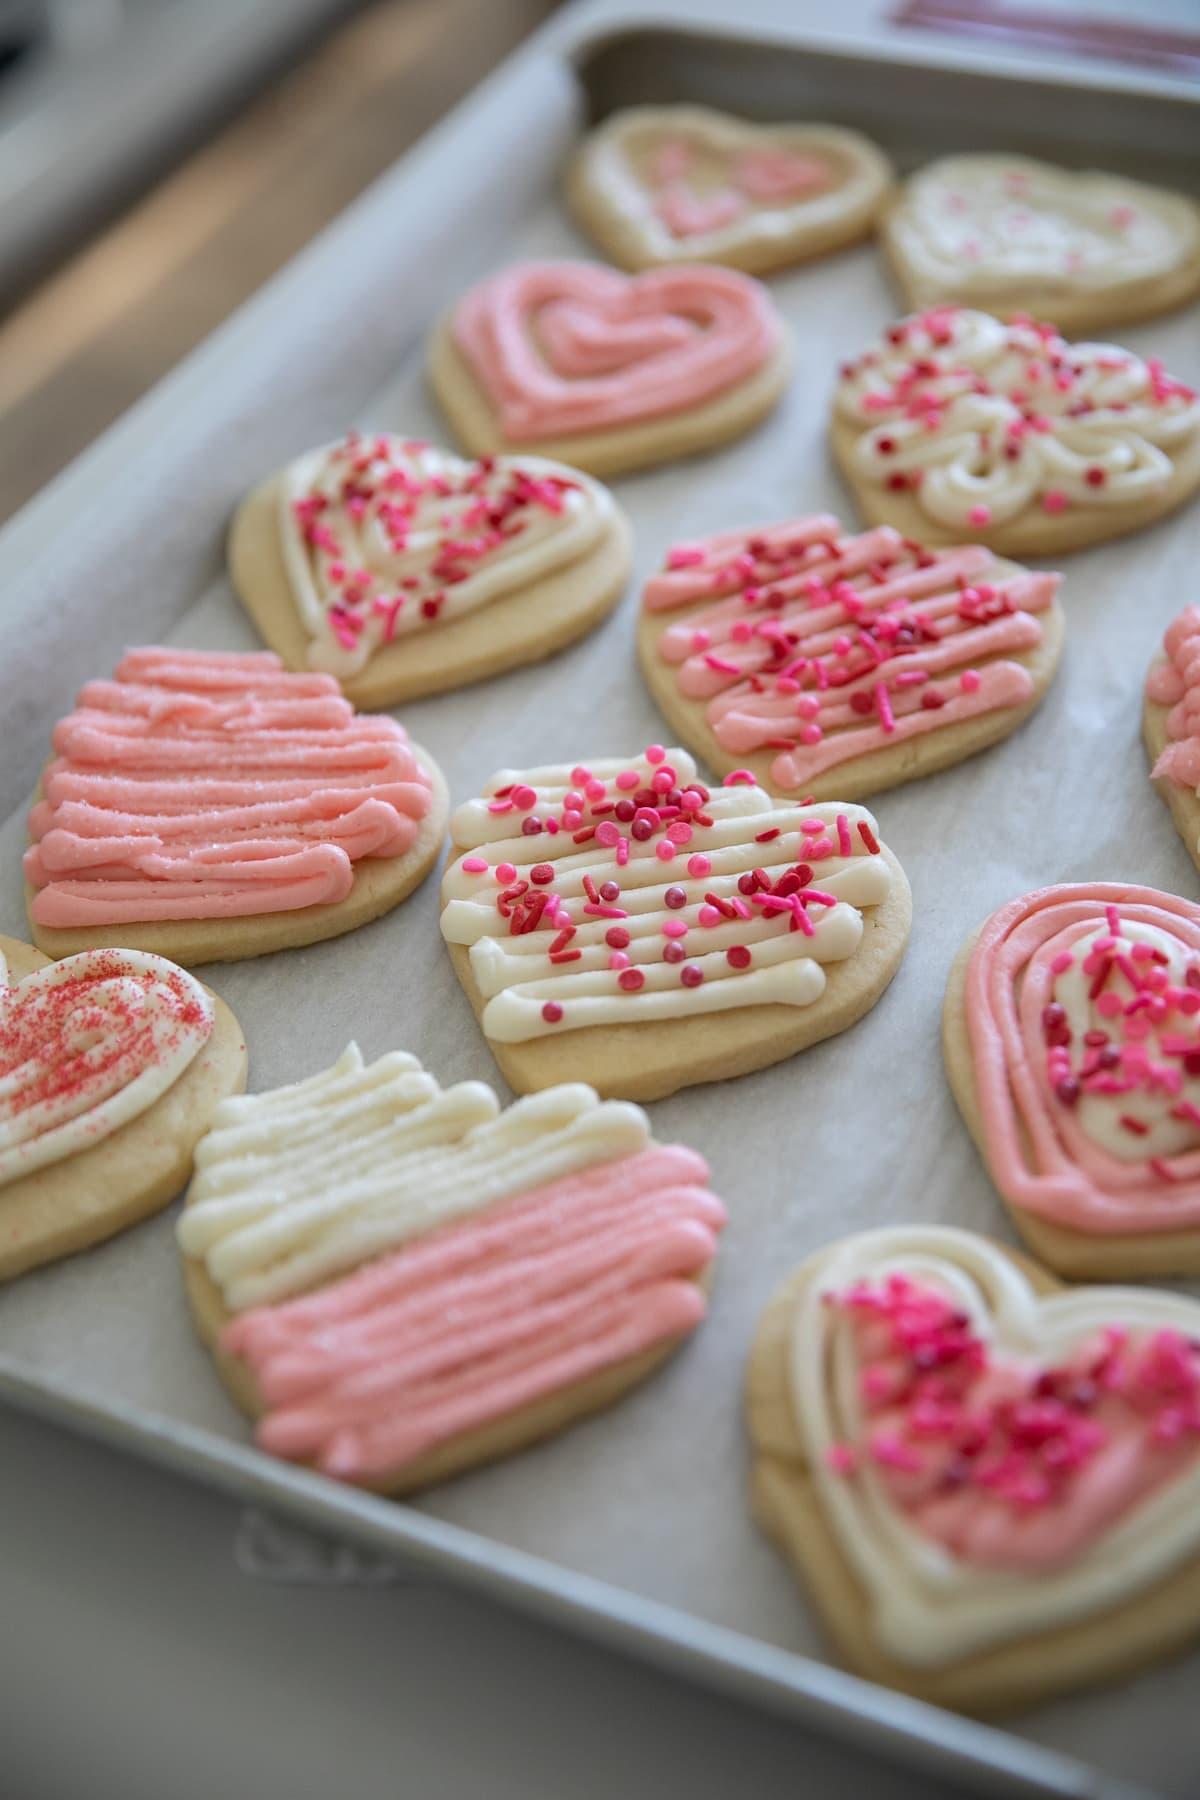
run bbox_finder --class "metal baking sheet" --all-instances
[0,7,1197,1797]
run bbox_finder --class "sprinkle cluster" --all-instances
[825,1273,1200,1511]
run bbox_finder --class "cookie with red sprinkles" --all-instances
[439,745,911,1102]
[637,512,1064,803]
[0,933,246,1280]
[944,884,1200,1278]
[229,434,633,708]
[748,1224,1200,1713]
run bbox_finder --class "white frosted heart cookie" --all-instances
[429,259,791,479]
[1145,607,1200,879]
[567,105,893,275]
[0,933,246,1280]
[885,155,1200,333]
[831,306,1200,556]
[637,512,1064,803]
[439,745,911,1102]
[24,646,448,967]
[944,883,1200,1279]
[230,434,633,708]
[178,1046,725,1494]
[747,1224,1200,1714]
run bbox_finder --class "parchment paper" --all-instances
[0,97,1198,1800]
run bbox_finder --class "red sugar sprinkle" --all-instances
[541,1002,563,1024]
[857,821,880,855]
[618,968,646,993]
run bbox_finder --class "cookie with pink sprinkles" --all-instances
[637,512,1064,803]
[943,884,1200,1279]
[1145,606,1200,881]
[831,306,1200,556]
[748,1223,1200,1714]
[439,745,911,1103]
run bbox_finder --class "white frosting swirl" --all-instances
[834,307,1200,529]
[789,1226,1200,1665]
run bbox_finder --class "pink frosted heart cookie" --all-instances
[429,259,791,478]
[179,1046,724,1494]
[439,745,911,1102]
[229,434,632,708]
[568,105,892,275]
[24,646,448,966]
[944,883,1200,1278]
[1145,607,1200,879]
[637,512,1063,802]
[831,306,1200,555]
[0,933,245,1280]
[748,1223,1200,1713]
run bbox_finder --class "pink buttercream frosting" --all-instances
[26,648,433,926]
[451,260,782,441]
[964,884,1200,1235]
[827,1272,1200,1574]
[1148,605,1200,789]
[223,1144,725,1484]
[643,516,1058,788]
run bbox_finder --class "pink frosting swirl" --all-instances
[451,260,782,441]
[1148,605,1200,789]
[26,648,434,926]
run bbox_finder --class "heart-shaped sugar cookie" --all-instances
[0,934,246,1279]
[439,745,911,1103]
[944,884,1200,1279]
[24,646,449,967]
[637,512,1064,803]
[568,105,893,275]
[832,306,1200,556]
[748,1224,1200,1713]
[179,1046,724,1493]
[884,155,1200,334]
[429,259,791,479]
[230,435,632,708]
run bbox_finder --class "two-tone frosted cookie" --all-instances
[566,105,892,275]
[884,155,1200,334]
[637,514,1063,802]
[439,746,911,1102]
[24,647,448,966]
[0,933,245,1280]
[944,884,1200,1279]
[1146,607,1200,878]
[429,259,791,479]
[832,306,1200,556]
[747,1224,1200,1714]
[229,433,632,708]
[178,1047,725,1492]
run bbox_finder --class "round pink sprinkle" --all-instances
[1050,951,1074,974]
[541,1002,563,1024]
[800,724,822,745]
[618,967,646,991]
[1043,489,1068,514]
[570,766,590,786]
[960,669,982,695]
[599,880,621,902]
[615,770,640,791]
[731,621,753,644]
[968,504,991,527]
[461,857,488,874]
[655,840,677,862]
[495,862,517,884]
[724,769,755,786]
[663,918,688,938]
[663,940,687,965]
[680,963,704,988]
[610,951,631,972]
[698,904,722,928]
[595,821,621,847]
[679,791,704,813]
[690,630,711,653]
[666,821,692,846]
[664,885,687,909]
[796,695,820,720]
[563,789,583,809]
[512,785,537,810]
[646,745,666,765]
[562,810,582,831]
[688,854,712,878]
[584,778,607,801]
[1096,992,1123,1018]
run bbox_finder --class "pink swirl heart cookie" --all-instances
[0,933,245,1279]
[567,105,892,275]
[832,306,1200,556]
[1145,608,1200,878]
[439,745,911,1102]
[429,259,791,479]
[178,1047,724,1493]
[884,155,1200,334]
[637,513,1064,803]
[748,1225,1200,1713]
[944,884,1200,1279]
[229,434,632,708]
[24,647,448,967]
